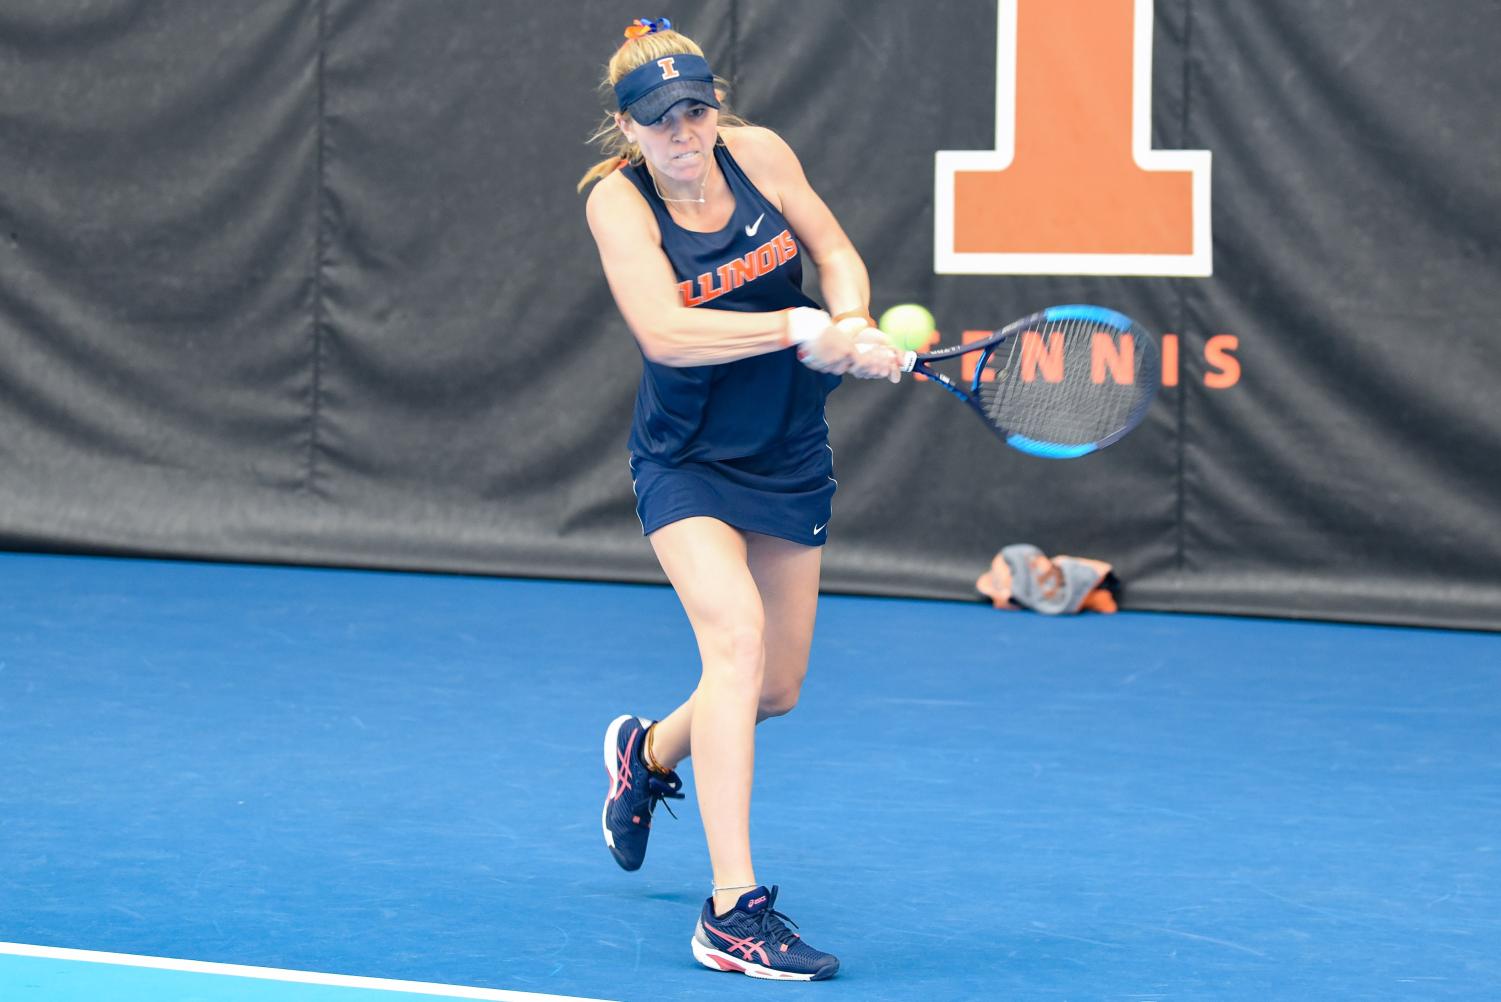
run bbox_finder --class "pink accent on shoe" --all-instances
[708,954,745,973]
[610,729,639,803]
[705,925,771,966]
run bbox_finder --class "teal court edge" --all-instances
[0,944,615,1002]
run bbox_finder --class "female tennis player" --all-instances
[579,18,900,981]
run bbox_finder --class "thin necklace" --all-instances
[651,168,708,205]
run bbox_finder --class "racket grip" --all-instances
[899,350,918,372]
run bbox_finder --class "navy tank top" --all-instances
[623,141,839,465]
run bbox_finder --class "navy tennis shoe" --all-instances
[691,885,840,981]
[601,714,683,871]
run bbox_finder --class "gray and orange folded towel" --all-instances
[976,544,1118,614]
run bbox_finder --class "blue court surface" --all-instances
[2,552,1498,1000]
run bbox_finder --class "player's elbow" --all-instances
[634,318,696,367]
[636,332,686,366]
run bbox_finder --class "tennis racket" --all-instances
[896,305,1159,458]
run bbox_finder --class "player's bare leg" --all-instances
[649,517,764,911]
[744,531,821,722]
[642,530,819,767]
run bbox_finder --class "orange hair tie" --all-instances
[623,18,672,41]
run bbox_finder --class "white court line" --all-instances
[0,942,619,1002]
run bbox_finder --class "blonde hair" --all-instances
[576,28,747,193]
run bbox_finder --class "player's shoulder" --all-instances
[720,126,803,201]
[585,165,635,213]
[585,165,661,246]
[721,125,798,170]
[585,166,648,226]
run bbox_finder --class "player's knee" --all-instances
[701,622,766,686]
[757,681,802,719]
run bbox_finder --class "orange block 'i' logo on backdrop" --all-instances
[935,0,1212,276]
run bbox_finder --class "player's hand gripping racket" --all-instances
[897,305,1159,458]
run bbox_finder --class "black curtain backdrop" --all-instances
[2,1,1498,630]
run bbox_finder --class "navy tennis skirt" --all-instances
[630,445,837,548]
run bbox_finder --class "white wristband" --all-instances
[785,307,831,346]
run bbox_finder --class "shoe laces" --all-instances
[645,773,684,820]
[751,887,801,947]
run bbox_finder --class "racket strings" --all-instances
[978,318,1158,446]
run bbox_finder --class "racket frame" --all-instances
[896,305,1155,459]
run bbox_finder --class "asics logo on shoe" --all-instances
[707,925,771,965]
[748,896,768,909]
[610,730,639,802]
[745,213,765,237]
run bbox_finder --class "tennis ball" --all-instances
[878,303,936,352]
